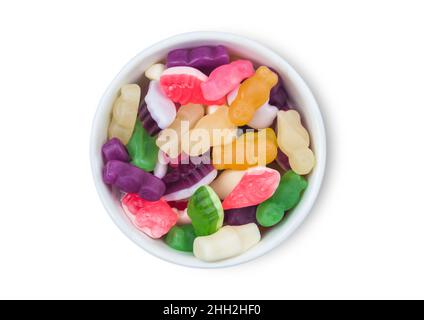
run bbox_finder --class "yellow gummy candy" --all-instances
[212,128,278,170]
[108,84,141,145]
[277,110,315,175]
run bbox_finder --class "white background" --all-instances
[0,0,423,300]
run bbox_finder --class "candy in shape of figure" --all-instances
[229,66,278,126]
[138,102,161,136]
[144,80,176,129]
[210,169,246,200]
[256,170,307,227]
[276,148,291,171]
[108,84,141,145]
[187,186,224,236]
[181,105,237,157]
[156,103,204,158]
[153,150,168,179]
[222,167,280,210]
[145,63,166,81]
[126,120,158,172]
[277,110,315,175]
[102,138,129,163]
[224,206,258,226]
[200,60,254,101]
[166,45,230,75]
[103,160,165,201]
[165,224,196,252]
[269,67,289,110]
[160,67,226,105]
[212,128,278,170]
[122,193,177,238]
[227,85,278,129]
[193,223,261,262]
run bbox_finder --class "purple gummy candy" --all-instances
[101,138,129,163]
[166,45,230,75]
[224,206,258,226]
[103,160,165,201]
[138,102,161,136]
[269,68,289,110]
[276,149,291,171]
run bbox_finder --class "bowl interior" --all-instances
[90,32,326,268]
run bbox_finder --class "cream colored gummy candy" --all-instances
[156,104,204,158]
[145,63,165,81]
[108,84,141,145]
[193,224,261,262]
[210,169,246,200]
[277,110,315,175]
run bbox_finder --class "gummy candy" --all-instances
[103,160,165,201]
[201,60,254,101]
[222,167,280,210]
[227,85,278,129]
[122,193,177,238]
[102,138,129,163]
[224,206,258,226]
[165,224,196,252]
[169,201,191,225]
[153,150,168,179]
[269,68,289,110]
[277,110,315,175]
[229,66,278,126]
[193,223,260,262]
[187,185,223,236]
[212,128,278,170]
[162,161,217,201]
[160,67,226,105]
[138,102,161,136]
[276,148,291,171]
[210,169,246,200]
[206,104,220,115]
[145,63,165,81]
[156,103,204,158]
[182,105,237,157]
[166,45,230,75]
[126,120,158,171]
[256,170,307,227]
[144,80,176,129]
[108,84,141,144]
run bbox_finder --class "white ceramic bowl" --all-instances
[90,31,326,268]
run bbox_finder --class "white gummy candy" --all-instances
[144,80,176,129]
[145,63,165,81]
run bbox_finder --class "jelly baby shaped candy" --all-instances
[139,102,161,136]
[187,186,224,236]
[166,45,230,75]
[200,60,254,101]
[143,80,176,130]
[277,110,315,175]
[269,68,289,110]
[221,167,280,210]
[210,169,246,200]
[212,128,278,170]
[102,138,129,163]
[165,224,196,252]
[156,103,204,158]
[162,161,217,201]
[224,206,258,226]
[256,170,307,227]
[108,84,141,144]
[160,67,226,105]
[126,120,158,172]
[153,150,168,179]
[193,223,260,262]
[276,148,291,171]
[103,160,165,201]
[181,105,237,157]
[227,85,278,129]
[122,193,177,238]
[145,63,166,81]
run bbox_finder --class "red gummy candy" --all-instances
[122,193,178,238]
[167,200,188,210]
[222,167,281,210]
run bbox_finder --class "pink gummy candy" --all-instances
[122,193,178,239]
[201,60,254,101]
[160,66,226,105]
[222,167,281,210]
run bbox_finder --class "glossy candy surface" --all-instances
[102,138,129,163]
[126,120,158,171]
[144,80,176,129]
[108,84,141,144]
[145,63,165,81]
[165,224,196,252]
[269,68,289,110]
[224,206,258,226]
[210,169,246,200]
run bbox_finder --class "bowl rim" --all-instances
[90,31,327,268]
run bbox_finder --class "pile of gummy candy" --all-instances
[101,45,315,262]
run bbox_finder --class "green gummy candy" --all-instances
[126,120,158,172]
[256,170,308,227]
[187,186,224,236]
[165,225,196,252]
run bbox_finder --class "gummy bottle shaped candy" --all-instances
[229,66,278,126]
